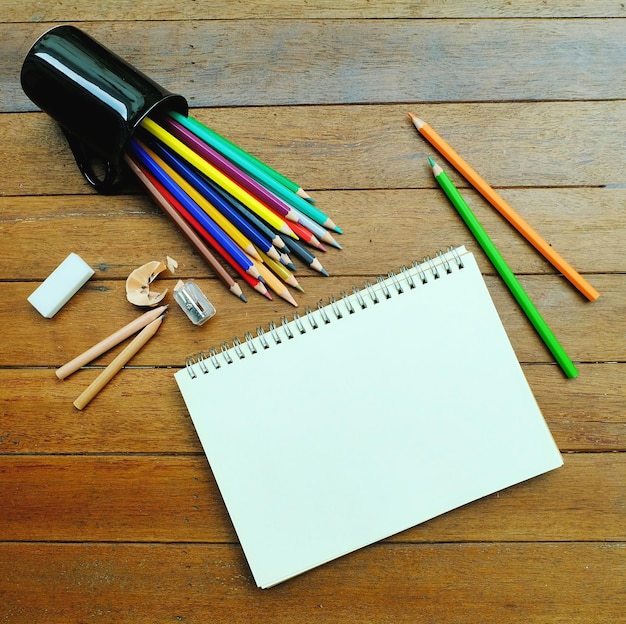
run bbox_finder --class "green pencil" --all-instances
[429,157,578,379]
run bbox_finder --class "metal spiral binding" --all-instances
[185,247,465,378]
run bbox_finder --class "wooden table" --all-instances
[2,3,624,622]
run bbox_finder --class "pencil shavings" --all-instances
[126,260,171,307]
[166,255,178,272]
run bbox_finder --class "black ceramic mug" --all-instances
[21,25,188,193]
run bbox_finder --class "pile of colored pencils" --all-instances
[124,111,342,307]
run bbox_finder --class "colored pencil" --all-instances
[168,112,341,233]
[125,155,247,302]
[130,140,262,281]
[203,177,289,253]
[138,157,271,300]
[286,219,326,251]
[259,250,303,292]
[251,257,299,307]
[148,139,282,262]
[163,117,303,225]
[140,117,297,239]
[74,315,164,410]
[410,113,599,302]
[169,111,314,201]
[164,116,337,245]
[429,158,578,378]
[56,304,169,380]
[291,208,342,249]
[136,140,260,260]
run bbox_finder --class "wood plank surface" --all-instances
[0,364,621,454]
[0,4,624,623]
[4,1,626,21]
[1,543,622,624]
[3,20,626,110]
[3,103,626,195]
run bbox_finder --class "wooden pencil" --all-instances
[280,235,329,276]
[138,141,261,261]
[205,179,289,253]
[409,113,599,301]
[149,139,283,262]
[170,112,318,207]
[429,157,578,378]
[287,219,326,251]
[73,315,165,410]
[163,117,303,225]
[130,140,263,281]
[291,208,342,249]
[56,304,169,380]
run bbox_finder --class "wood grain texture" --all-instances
[3,103,626,196]
[2,273,622,365]
[4,1,626,21]
[3,19,626,111]
[0,4,624,623]
[0,543,624,624]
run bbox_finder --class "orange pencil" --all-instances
[409,113,599,302]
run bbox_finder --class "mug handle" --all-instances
[61,128,122,194]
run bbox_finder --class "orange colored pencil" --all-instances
[409,113,600,302]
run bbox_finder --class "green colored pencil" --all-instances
[429,157,578,379]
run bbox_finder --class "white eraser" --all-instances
[28,253,95,318]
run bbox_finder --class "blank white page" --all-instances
[175,246,563,588]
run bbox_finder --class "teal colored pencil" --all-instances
[429,157,578,379]
[169,112,341,234]
[173,112,306,196]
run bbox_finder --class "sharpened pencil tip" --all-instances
[428,156,436,168]
[239,293,248,303]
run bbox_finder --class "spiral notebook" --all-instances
[175,246,562,588]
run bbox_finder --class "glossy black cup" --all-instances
[20,25,188,193]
